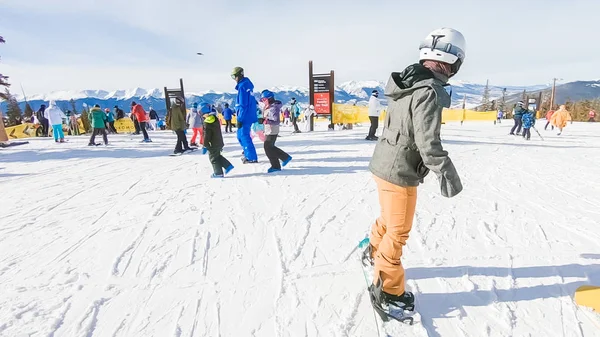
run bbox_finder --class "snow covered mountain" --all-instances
[5,81,548,115]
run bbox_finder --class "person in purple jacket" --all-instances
[260,90,292,173]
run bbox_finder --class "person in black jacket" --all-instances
[114,106,125,120]
[36,104,49,136]
[200,103,234,178]
[148,106,159,131]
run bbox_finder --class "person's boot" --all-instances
[368,275,415,324]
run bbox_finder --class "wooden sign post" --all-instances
[309,61,335,131]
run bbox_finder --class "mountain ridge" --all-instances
[1,80,558,115]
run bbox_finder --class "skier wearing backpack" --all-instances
[510,101,527,135]
[290,98,301,133]
[364,27,466,322]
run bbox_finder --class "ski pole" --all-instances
[532,126,544,141]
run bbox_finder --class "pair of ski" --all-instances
[357,237,423,336]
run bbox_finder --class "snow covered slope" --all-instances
[1,123,600,337]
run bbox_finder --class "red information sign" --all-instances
[314,92,330,115]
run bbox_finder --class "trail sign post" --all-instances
[309,61,334,131]
[164,78,186,130]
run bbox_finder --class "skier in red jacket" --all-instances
[131,101,151,142]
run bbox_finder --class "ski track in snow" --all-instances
[1,124,600,337]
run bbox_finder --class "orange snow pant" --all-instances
[370,176,417,296]
[191,128,204,145]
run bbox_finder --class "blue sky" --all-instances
[1,0,598,95]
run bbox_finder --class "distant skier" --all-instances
[131,101,151,142]
[588,110,596,122]
[200,103,234,178]
[170,96,193,155]
[260,90,292,173]
[551,105,572,135]
[496,109,503,124]
[365,27,465,322]
[290,98,301,133]
[252,106,266,141]
[36,104,49,137]
[114,106,125,120]
[544,109,555,130]
[88,104,109,146]
[188,102,204,147]
[44,100,67,143]
[105,108,117,134]
[148,106,159,131]
[223,103,234,133]
[509,101,526,135]
[367,90,383,140]
[232,66,259,164]
[303,105,316,132]
[283,107,291,126]
[521,109,536,140]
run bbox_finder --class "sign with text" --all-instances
[313,76,331,93]
[314,93,331,114]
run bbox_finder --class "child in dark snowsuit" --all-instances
[201,103,234,178]
[260,90,292,173]
[521,109,536,140]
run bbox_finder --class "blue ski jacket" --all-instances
[235,77,258,125]
[223,107,234,121]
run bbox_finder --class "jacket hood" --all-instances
[90,106,102,111]
[385,63,440,101]
[235,77,254,91]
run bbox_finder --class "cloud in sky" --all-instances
[1,0,599,95]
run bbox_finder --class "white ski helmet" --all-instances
[419,28,466,76]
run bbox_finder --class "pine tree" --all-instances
[24,103,34,120]
[480,80,490,111]
[79,102,91,133]
[4,89,22,125]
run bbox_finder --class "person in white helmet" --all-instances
[364,28,465,323]
[366,89,383,140]
[303,105,316,132]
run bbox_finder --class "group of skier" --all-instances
[158,66,292,178]
[509,102,574,138]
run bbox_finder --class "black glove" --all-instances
[236,121,243,128]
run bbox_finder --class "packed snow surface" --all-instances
[1,122,600,337]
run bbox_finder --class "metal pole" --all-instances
[309,61,314,132]
[329,70,335,130]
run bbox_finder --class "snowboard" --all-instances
[357,237,424,336]
[575,285,600,312]
[0,141,29,148]
[169,148,198,157]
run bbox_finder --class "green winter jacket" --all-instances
[369,64,462,198]
[170,104,187,131]
[89,107,107,129]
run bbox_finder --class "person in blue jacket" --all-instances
[521,108,536,140]
[232,66,258,163]
[223,103,234,133]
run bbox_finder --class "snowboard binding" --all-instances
[369,274,415,325]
